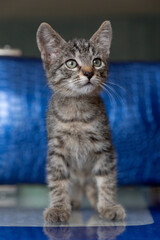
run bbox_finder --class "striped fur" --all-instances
[37,21,126,223]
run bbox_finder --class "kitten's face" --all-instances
[37,21,112,97]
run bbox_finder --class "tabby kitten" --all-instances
[37,21,126,223]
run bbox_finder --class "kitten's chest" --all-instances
[56,121,103,169]
[51,96,107,168]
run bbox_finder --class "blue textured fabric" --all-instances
[0,57,160,185]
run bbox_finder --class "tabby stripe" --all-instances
[53,76,71,86]
[85,131,110,141]
[57,130,71,136]
[55,135,64,144]
[47,170,70,180]
[48,136,64,147]
[94,150,108,155]
[73,42,82,53]
[53,109,97,123]
[101,195,114,205]
[48,185,59,192]
[48,151,65,160]
[94,165,116,176]
[90,136,100,142]
[49,63,64,76]
[94,169,110,176]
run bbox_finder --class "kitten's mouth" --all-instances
[83,81,93,87]
[85,82,92,86]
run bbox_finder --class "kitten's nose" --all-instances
[83,71,94,80]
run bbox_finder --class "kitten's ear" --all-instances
[36,22,66,64]
[90,21,112,57]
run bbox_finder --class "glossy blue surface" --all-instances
[0,57,160,184]
[0,207,159,240]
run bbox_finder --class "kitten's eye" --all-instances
[93,58,102,68]
[66,59,78,69]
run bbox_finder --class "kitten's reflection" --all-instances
[44,225,125,240]
[43,209,125,240]
[43,226,71,240]
[93,226,125,240]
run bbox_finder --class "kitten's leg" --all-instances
[94,153,126,221]
[86,180,97,210]
[44,145,71,223]
[70,180,84,209]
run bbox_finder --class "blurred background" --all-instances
[0,0,160,60]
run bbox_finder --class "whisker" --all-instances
[102,83,124,105]
[107,81,126,92]
[69,78,85,86]
[100,84,116,107]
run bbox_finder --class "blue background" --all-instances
[0,57,160,185]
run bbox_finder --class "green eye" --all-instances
[93,58,102,67]
[66,59,78,69]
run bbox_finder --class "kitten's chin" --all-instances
[73,84,100,96]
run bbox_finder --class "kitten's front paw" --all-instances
[44,207,71,223]
[98,204,126,221]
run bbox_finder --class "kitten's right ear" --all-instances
[90,21,112,57]
[36,23,66,64]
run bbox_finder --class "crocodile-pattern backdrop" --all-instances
[0,57,160,185]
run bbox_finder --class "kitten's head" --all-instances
[37,21,112,97]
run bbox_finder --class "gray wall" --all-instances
[0,0,160,60]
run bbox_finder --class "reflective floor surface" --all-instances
[0,185,160,240]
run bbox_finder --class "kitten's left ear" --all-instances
[36,22,66,65]
[90,21,112,57]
